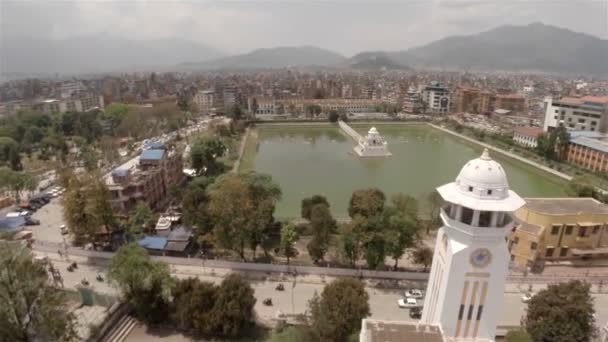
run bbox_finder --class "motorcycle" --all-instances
[96,273,104,282]
[275,283,285,291]
[67,265,74,272]
[81,278,89,286]
[263,298,273,306]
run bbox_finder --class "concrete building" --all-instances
[454,87,495,114]
[509,198,608,268]
[247,97,276,114]
[193,90,216,112]
[494,94,525,113]
[1,95,104,115]
[278,98,384,114]
[421,149,525,341]
[222,86,240,108]
[422,82,450,114]
[543,96,608,133]
[512,126,544,148]
[566,132,608,173]
[354,127,392,157]
[402,86,422,114]
[105,145,183,213]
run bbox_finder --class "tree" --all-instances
[170,277,217,336]
[425,191,443,234]
[348,188,386,219]
[505,330,533,342]
[328,110,340,123]
[0,243,77,342]
[337,218,364,267]
[103,103,130,135]
[0,167,37,203]
[567,176,597,198]
[210,274,256,338]
[0,136,22,170]
[383,194,420,269]
[108,244,174,324]
[301,195,330,220]
[410,245,433,271]
[525,280,596,342]
[181,176,213,238]
[280,223,299,265]
[127,201,153,239]
[535,126,570,161]
[226,105,244,120]
[190,136,226,176]
[307,203,336,263]
[309,278,370,342]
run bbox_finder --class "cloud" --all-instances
[1,0,606,55]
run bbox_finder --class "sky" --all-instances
[1,0,607,56]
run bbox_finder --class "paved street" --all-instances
[39,252,608,332]
[30,196,68,244]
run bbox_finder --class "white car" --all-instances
[522,292,535,303]
[398,298,418,308]
[405,289,424,299]
[6,211,29,218]
[60,225,68,235]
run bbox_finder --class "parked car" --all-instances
[398,298,418,308]
[405,289,424,299]
[6,211,30,218]
[409,306,422,319]
[25,218,40,226]
[522,292,535,303]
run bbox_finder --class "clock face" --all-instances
[470,248,492,268]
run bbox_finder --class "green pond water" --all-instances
[242,124,567,219]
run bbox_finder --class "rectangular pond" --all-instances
[241,123,568,219]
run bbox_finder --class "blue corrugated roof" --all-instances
[137,236,168,250]
[140,149,165,161]
[144,142,165,150]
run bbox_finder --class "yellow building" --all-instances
[509,198,608,268]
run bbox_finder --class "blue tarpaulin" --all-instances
[137,236,168,250]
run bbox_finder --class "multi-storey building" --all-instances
[193,90,216,112]
[278,98,384,114]
[543,96,608,133]
[494,94,526,113]
[1,95,104,115]
[422,82,450,114]
[247,97,276,114]
[105,145,183,213]
[509,198,608,268]
[222,86,240,108]
[566,131,608,173]
[402,86,422,114]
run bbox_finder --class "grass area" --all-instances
[443,120,608,190]
[239,129,259,173]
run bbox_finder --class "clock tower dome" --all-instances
[420,149,525,341]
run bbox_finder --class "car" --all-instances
[409,306,422,319]
[398,298,418,308]
[5,211,29,218]
[25,218,40,226]
[405,289,424,299]
[60,225,68,235]
[522,292,535,303]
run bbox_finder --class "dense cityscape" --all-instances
[2,2,608,342]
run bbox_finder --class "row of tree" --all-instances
[108,243,257,338]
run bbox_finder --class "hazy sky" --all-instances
[2,0,607,55]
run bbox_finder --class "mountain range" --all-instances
[1,23,607,76]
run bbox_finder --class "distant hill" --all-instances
[0,35,223,76]
[348,52,411,70]
[180,46,347,70]
[380,23,608,74]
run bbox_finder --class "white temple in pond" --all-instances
[354,127,392,157]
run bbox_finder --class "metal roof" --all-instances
[570,137,608,154]
[137,236,168,250]
[140,149,165,161]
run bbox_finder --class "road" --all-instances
[38,251,608,331]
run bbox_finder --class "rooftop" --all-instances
[105,155,140,186]
[524,198,608,216]
[361,320,444,342]
[140,149,165,161]
[570,136,608,154]
[514,126,543,138]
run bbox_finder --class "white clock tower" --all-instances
[420,149,525,341]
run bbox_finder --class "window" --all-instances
[530,242,538,250]
[458,305,465,320]
[593,225,601,234]
[578,226,588,237]
[487,189,493,195]
[467,305,474,320]
[479,211,492,227]
[461,207,474,225]
[476,305,483,321]
[468,186,474,192]
[560,247,569,257]
[551,225,561,235]
[546,248,554,257]
[565,225,573,235]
